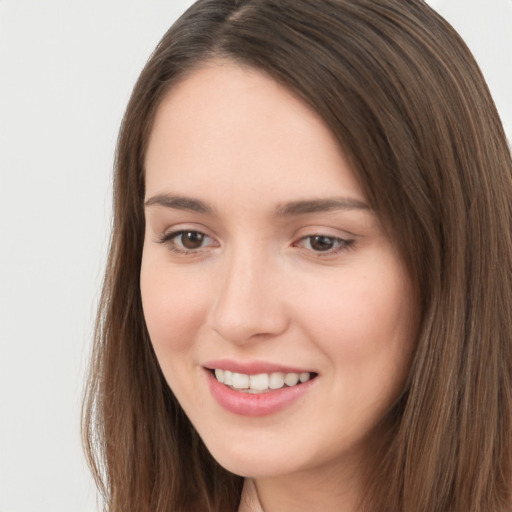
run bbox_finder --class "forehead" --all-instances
[144,62,365,208]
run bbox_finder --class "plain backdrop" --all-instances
[0,1,510,511]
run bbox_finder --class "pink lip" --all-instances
[204,367,317,417]
[203,358,312,375]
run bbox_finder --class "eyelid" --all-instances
[156,226,219,254]
[293,233,355,256]
[153,224,355,257]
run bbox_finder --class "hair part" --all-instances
[82,1,512,510]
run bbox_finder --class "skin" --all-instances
[141,62,418,512]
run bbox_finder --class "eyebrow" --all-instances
[275,197,369,216]
[144,193,369,216]
[144,194,214,214]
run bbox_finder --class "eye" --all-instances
[176,231,207,249]
[296,234,353,254]
[158,229,217,253]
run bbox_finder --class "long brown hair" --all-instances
[82,1,512,510]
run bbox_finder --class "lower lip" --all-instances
[205,370,316,417]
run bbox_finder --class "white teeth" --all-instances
[284,373,299,386]
[232,372,250,389]
[249,373,269,391]
[269,372,285,389]
[299,372,310,383]
[213,369,312,392]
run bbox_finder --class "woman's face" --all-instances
[141,62,417,482]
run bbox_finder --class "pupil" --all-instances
[310,236,334,251]
[182,231,204,249]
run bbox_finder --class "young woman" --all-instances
[82,1,512,511]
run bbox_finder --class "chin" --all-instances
[200,433,302,478]
[214,453,298,479]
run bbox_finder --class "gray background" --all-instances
[0,1,510,510]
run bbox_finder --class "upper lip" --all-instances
[203,359,315,375]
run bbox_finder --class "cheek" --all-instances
[140,254,210,355]
[292,261,416,392]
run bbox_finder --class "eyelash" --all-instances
[293,234,355,255]
[157,230,355,256]
[157,230,217,254]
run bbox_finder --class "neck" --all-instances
[252,457,365,512]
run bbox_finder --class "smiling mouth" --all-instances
[211,369,317,394]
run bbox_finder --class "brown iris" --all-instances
[180,231,205,249]
[309,235,336,251]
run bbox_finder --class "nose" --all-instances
[207,248,289,344]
